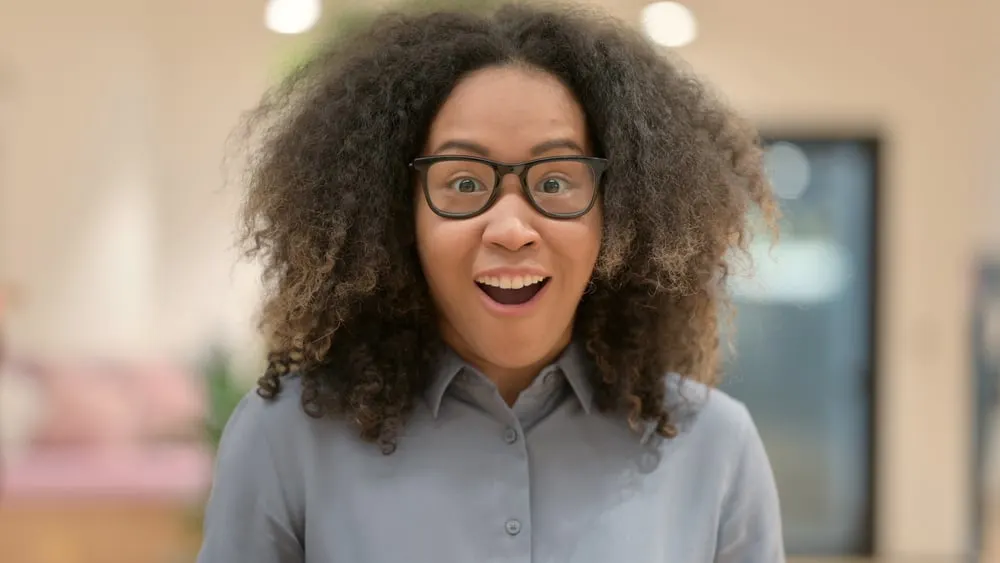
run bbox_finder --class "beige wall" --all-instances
[0,0,996,558]
[0,0,275,362]
[673,1,997,557]
[0,0,158,358]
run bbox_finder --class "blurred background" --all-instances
[0,0,998,562]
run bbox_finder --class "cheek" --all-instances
[414,195,433,259]
[415,203,475,289]
[546,212,603,281]
[414,201,444,277]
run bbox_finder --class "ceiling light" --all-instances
[641,2,698,48]
[265,0,322,35]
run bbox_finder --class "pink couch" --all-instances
[2,359,213,499]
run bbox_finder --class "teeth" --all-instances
[476,274,547,289]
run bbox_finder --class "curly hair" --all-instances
[238,2,776,452]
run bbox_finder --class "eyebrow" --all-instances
[430,138,587,158]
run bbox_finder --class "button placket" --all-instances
[494,413,530,555]
[503,426,519,444]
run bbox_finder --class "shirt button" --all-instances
[505,518,522,536]
[503,427,519,444]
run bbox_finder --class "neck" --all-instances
[440,326,571,407]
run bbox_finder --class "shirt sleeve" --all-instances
[197,392,304,563]
[715,406,786,563]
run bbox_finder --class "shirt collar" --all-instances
[424,341,594,418]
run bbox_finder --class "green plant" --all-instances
[203,346,249,451]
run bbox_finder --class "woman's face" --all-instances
[415,65,602,379]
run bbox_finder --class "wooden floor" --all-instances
[790,560,970,563]
[789,514,999,562]
[791,560,961,563]
[0,498,201,563]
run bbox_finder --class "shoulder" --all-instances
[220,376,342,462]
[661,379,786,558]
[656,373,765,480]
[663,373,755,442]
[659,375,780,511]
[202,379,312,552]
[225,376,309,437]
[241,375,311,419]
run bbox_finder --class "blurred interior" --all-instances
[1,0,998,562]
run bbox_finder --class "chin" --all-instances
[474,327,571,370]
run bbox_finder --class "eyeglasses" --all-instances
[410,155,608,220]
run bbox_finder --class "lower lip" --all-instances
[477,280,550,317]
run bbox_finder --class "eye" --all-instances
[450,177,487,193]
[536,177,569,194]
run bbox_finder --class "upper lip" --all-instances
[473,267,552,279]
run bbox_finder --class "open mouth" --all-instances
[475,275,551,306]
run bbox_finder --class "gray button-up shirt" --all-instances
[198,343,784,562]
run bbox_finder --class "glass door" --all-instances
[721,138,878,555]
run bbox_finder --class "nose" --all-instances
[481,179,539,252]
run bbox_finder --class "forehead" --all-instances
[425,65,590,157]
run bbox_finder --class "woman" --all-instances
[199,3,782,562]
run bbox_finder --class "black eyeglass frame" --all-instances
[409,155,608,220]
